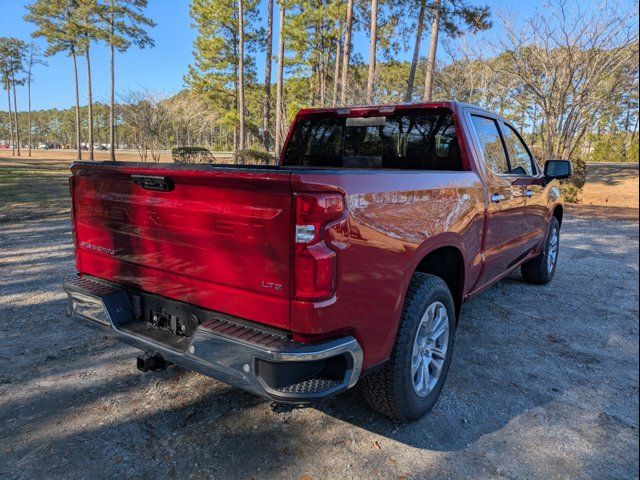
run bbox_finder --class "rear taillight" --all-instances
[68,175,82,271]
[293,192,344,301]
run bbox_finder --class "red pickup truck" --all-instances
[64,102,572,421]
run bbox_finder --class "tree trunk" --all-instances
[274,1,286,158]
[237,0,246,158]
[11,73,20,157]
[72,47,82,160]
[332,19,342,106]
[405,0,426,102]
[85,37,94,160]
[109,1,116,161]
[5,77,14,156]
[340,0,354,105]
[28,74,32,157]
[319,23,328,106]
[309,66,315,106]
[366,0,378,104]
[422,0,441,102]
[263,0,274,152]
[319,51,326,105]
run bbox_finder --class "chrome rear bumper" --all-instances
[63,275,363,402]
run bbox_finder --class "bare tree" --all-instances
[165,92,217,146]
[120,89,170,162]
[25,42,47,157]
[491,0,639,158]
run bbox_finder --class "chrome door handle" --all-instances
[524,189,534,198]
[491,193,505,203]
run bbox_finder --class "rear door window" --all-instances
[469,115,509,175]
[282,112,463,171]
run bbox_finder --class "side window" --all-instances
[470,115,509,175]
[503,124,534,176]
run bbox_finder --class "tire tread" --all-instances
[361,273,452,421]
[521,217,560,285]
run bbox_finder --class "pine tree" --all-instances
[340,0,353,105]
[274,0,286,156]
[75,0,104,160]
[237,0,246,157]
[422,0,491,102]
[405,0,426,102]
[25,0,85,160]
[96,0,155,161]
[332,17,342,106]
[366,0,378,104]
[262,0,274,151]
[0,38,26,156]
[186,0,261,158]
[0,38,18,155]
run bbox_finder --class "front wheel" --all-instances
[360,273,455,422]
[521,217,560,285]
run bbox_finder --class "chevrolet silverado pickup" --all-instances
[64,102,572,421]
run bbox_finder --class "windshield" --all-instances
[282,111,462,170]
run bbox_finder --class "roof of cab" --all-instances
[295,101,494,118]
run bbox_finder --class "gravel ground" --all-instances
[1,203,638,479]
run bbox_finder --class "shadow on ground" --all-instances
[0,208,638,478]
[585,162,638,187]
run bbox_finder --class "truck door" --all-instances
[468,114,527,285]
[500,121,548,254]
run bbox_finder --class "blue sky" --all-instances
[0,0,619,110]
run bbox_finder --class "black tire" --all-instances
[521,217,560,285]
[360,273,456,422]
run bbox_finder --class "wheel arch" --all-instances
[410,241,466,321]
[371,238,468,372]
[552,204,564,228]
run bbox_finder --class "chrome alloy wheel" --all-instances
[547,226,559,273]
[411,301,449,397]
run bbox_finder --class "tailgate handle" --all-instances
[131,175,174,191]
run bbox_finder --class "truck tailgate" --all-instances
[71,163,293,329]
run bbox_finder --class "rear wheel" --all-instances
[521,217,560,285]
[360,273,455,421]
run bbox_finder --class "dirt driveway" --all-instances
[0,163,638,479]
[581,163,639,209]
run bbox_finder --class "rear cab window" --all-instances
[469,115,510,175]
[282,110,464,171]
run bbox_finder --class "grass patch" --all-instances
[0,165,71,221]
